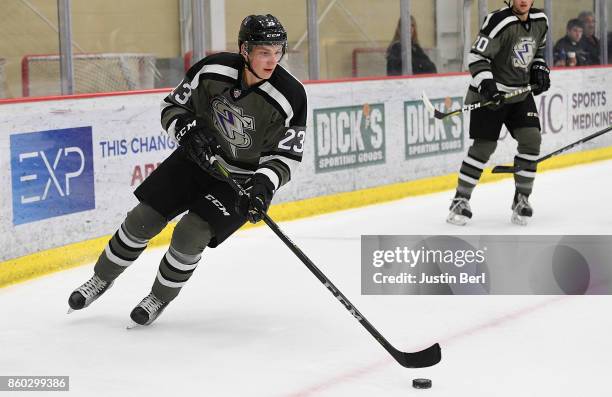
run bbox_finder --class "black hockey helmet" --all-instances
[238,14,287,55]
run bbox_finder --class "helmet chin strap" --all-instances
[244,53,265,81]
[241,45,266,81]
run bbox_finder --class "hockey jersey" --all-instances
[467,7,548,95]
[160,52,308,192]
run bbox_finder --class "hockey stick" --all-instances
[422,84,536,120]
[491,124,612,174]
[209,156,442,368]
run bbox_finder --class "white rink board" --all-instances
[1,67,611,261]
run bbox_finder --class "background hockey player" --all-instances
[447,0,550,226]
[67,14,308,326]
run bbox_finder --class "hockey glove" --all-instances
[173,114,205,145]
[174,115,221,177]
[530,63,550,96]
[479,79,505,110]
[235,174,275,223]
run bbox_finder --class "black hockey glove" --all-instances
[530,63,550,96]
[183,131,221,176]
[479,79,505,110]
[235,174,275,223]
[174,114,205,145]
[174,115,221,177]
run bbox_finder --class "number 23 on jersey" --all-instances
[278,128,305,154]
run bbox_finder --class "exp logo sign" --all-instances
[10,127,95,225]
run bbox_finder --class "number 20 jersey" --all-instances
[468,7,548,93]
[160,52,308,192]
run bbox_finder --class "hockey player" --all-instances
[67,14,307,326]
[447,0,550,226]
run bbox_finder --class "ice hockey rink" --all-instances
[2,159,612,397]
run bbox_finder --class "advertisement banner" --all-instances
[313,103,385,173]
[10,127,94,225]
[1,67,611,262]
[97,133,177,187]
[404,96,465,158]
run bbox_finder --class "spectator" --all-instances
[386,16,437,75]
[578,11,600,65]
[553,19,589,66]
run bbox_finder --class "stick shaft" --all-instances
[212,158,441,368]
[492,124,612,173]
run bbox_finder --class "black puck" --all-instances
[412,378,432,389]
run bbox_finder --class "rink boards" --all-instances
[1,66,611,284]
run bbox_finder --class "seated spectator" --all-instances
[553,19,589,66]
[386,16,437,75]
[578,11,600,65]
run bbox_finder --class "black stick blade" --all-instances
[392,343,442,368]
[491,165,517,174]
[433,109,446,120]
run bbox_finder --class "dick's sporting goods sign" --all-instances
[404,97,465,158]
[313,104,385,173]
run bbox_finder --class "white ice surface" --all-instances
[2,160,612,396]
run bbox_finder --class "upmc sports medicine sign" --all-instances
[313,104,386,173]
[10,127,95,225]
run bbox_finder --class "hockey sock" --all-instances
[152,247,201,302]
[513,127,541,196]
[456,139,497,199]
[513,152,538,196]
[94,203,167,282]
[152,212,213,302]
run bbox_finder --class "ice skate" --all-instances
[511,192,533,226]
[67,274,114,313]
[446,196,472,226]
[127,292,168,328]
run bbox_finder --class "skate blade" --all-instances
[511,213,529,226]
[67,308,74,314]
[446,213,468,226]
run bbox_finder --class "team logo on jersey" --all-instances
[211,95,255,156]
[512,37,536,70]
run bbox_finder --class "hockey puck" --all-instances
[412,378,432,389]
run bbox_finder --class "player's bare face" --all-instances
[245,44,283,83]
[512,0,533,16]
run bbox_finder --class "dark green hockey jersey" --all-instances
[160,52,307,193]
[468,7,548,95]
